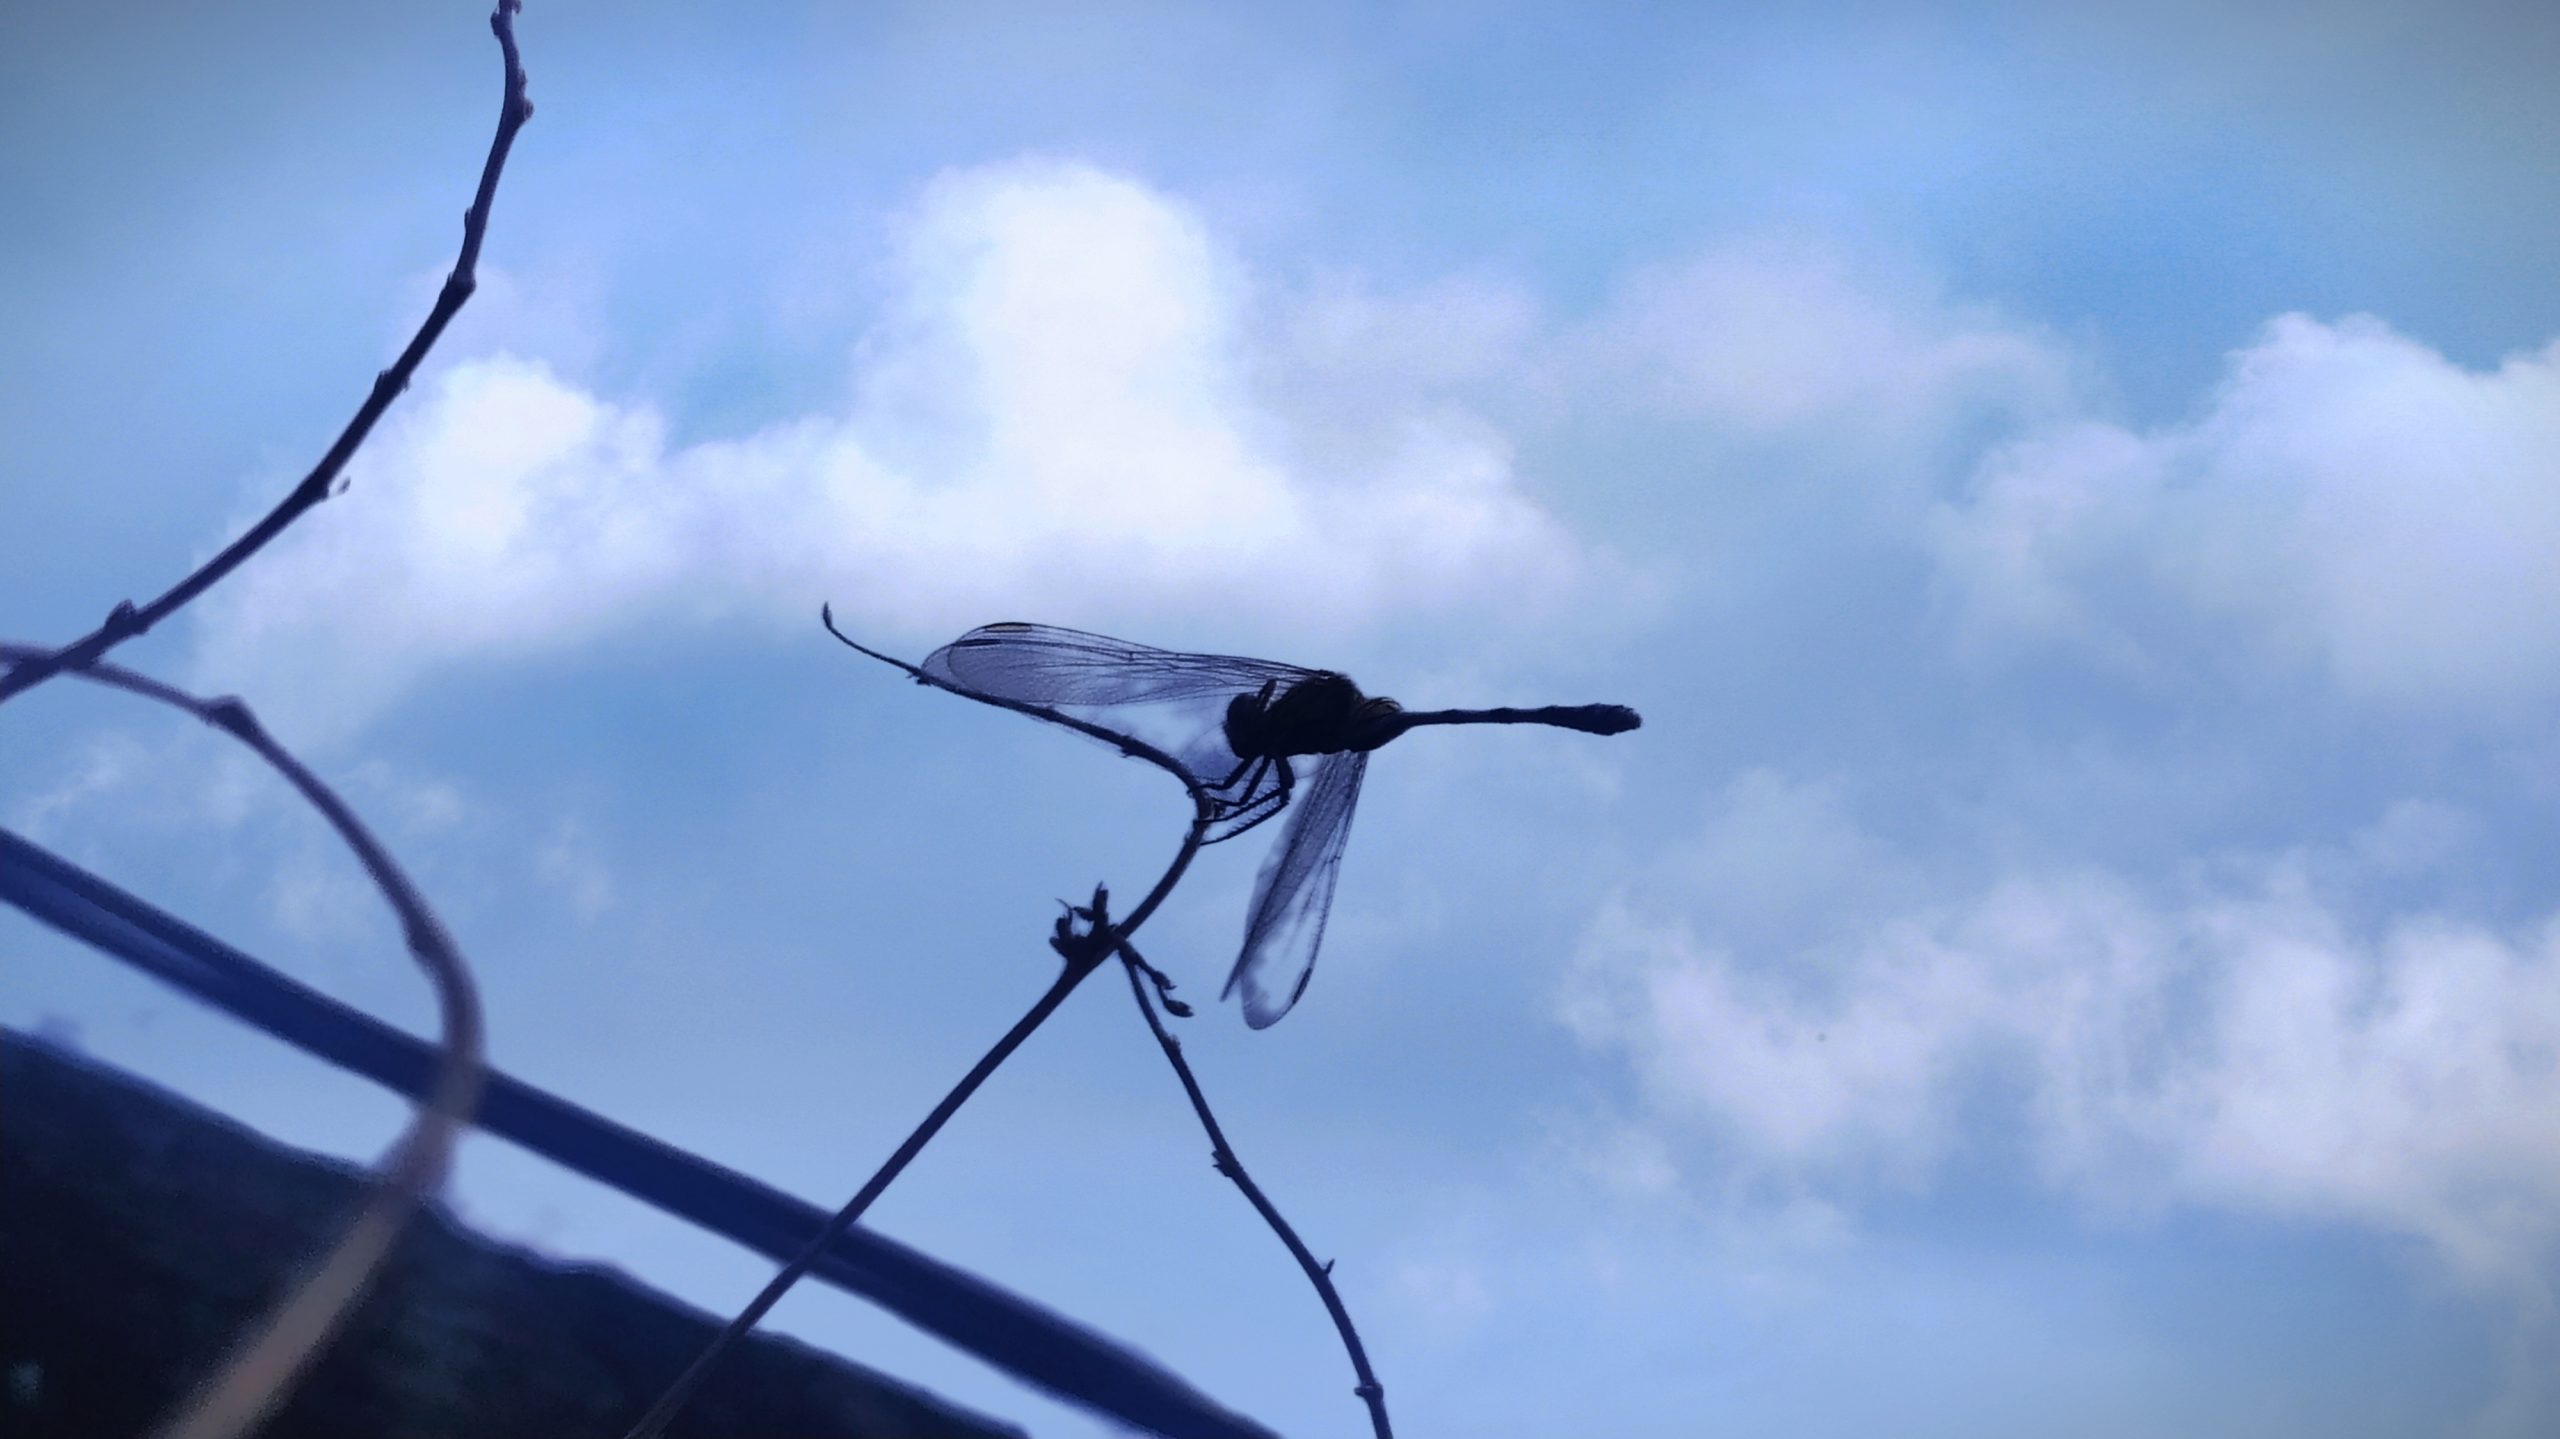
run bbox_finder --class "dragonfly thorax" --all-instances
[1224,673,1409,760]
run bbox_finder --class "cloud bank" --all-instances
[1565,775,2560,1291]
[188,160,1585,739]
[1935,315,2560,715]
[1580,237,2078,476]
[1546,286,2560,1289]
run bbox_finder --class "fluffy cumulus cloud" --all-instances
[1571,236,2080,491]
[1562,775,2560,1291]
[1933,315,2560,714]
[186,160,1585,739]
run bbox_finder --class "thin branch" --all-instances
[0,645,484,1439]
[0,0,534,710]
[1117,938,1395,1439]
[619,803,1217,1439]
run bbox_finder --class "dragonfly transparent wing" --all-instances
[922,623,1318,796]
[924,624,1310,707]
[1223,749,1367,1028]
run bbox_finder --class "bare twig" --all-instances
[1116,938,1395,1439]
[619,803,1217,1439]
[0,0,534,710]
[0,645,485,1439]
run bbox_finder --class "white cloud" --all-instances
[1561,1120,1685,1200]
[533,817,615,923]
[10,732,151,841]
[1563,776,2560,1291]
[1657,769,1924,951]
[1388,1253,1497,1337]
[1934,314,2560,714]
[188,160,1587,740]
[1571,236,2079,488]
[2165,898,2560,1281]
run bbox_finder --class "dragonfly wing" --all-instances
[920,623,1321,795]
[1223,750,1367,1028]
[924,624,1309,707]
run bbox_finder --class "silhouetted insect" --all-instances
[830,616,1639,1027]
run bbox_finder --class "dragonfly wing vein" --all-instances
[1224,749,1366,1028]
[919,623,1316,794]
[925,623,1307,707]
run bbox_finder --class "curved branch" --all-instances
[1117,940,1394,1438]
[0,644,485,1439]
[3,825,1279,1439]
[0,0,534,710]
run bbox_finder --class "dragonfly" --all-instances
[827,616,1640,1028]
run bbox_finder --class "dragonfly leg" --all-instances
[1205,790,1284,843]
[1202,753,1271,808]
[1213,752,1260,792]
[1202,755,1295,844]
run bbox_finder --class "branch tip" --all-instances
[0,0,531,711]
[1116,943,1391,1434]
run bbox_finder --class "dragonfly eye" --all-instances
[1224,690,1267,755]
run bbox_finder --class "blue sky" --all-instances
[7,2,2560,1435]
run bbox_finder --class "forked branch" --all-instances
[618,802,1217,1439]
